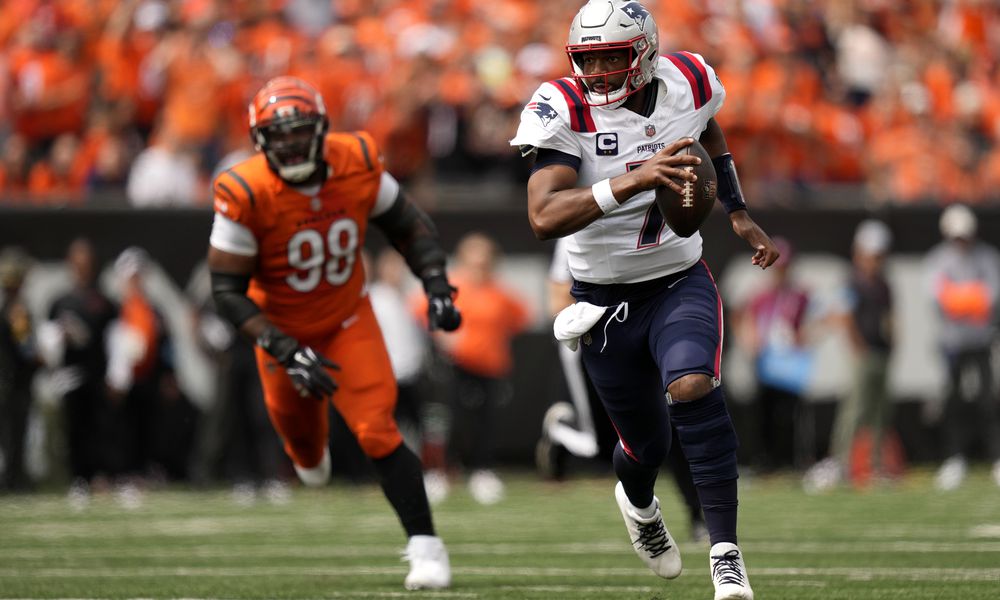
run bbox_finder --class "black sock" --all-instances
[613,443,659,509]
[696,479,738,545]
[372,444,435,537]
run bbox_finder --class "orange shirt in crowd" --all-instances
[95,30,162,128]
[26,160,84,203]
[415,274,530,378]
[10,49,90,141]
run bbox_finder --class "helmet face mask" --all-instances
[566,1,658,108]
[568,43,643,105]
[249,77,329,183]
[256,118,324,180]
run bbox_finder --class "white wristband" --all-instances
[591,178,619,214]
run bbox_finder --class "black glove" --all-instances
[422,273,462,332]
[257,326,339,399]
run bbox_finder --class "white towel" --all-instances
[553,302,608,351]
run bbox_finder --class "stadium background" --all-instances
[2,0,1000,472]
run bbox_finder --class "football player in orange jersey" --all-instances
[206,77,460,590]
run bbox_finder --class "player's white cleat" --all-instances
[614,481,682,579]
[710,542,753,600]
[403,535,451,590]
[294,448,331,487]
[935,455,967,491]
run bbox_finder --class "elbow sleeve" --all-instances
[372,193,447,279]
[210,271,260,327]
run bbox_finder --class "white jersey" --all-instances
[511,53,726,284]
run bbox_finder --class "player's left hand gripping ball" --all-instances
[424,276,462,332]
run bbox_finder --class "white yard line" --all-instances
[3,540,1000,560]
[970,524,1000,538]
[0,566,997,582]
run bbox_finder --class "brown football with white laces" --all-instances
[654,140,717,238]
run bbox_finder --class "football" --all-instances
[655,140,718,238]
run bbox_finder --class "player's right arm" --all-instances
[526,138,701,240]
[208,171,337,400]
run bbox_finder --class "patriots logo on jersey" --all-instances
[527,101,559,127]
[621,2,651,31]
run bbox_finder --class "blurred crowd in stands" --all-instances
[1,0,1000,208]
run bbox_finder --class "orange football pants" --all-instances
[254,298,401,469]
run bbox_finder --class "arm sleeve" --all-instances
[371,193,447,282]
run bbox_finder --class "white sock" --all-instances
[634,500,657,519]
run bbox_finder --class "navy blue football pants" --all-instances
[571,260,739,485]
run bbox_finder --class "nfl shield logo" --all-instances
[310,197,322,211]
[645,124,656,137]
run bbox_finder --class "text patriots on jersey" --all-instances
[636,142,666,153]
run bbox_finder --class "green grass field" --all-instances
[1,469,998,600]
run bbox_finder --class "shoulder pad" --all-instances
[212,158,265,224]
[542,78,596,133]
[325,131,382,176]
[662,52,716,109]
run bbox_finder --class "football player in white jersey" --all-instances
[510,2,778,599]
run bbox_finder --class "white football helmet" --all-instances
[566,1,659,107]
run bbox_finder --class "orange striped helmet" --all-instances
[248,76,329,182]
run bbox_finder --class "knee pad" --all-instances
[668,386,738,485]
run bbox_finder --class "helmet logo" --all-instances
[621,2,651,31]
[527,101,559,127]
[275,105,298,119]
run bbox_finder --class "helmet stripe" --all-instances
[268,94,315,104]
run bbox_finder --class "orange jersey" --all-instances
[212,131,384,340]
